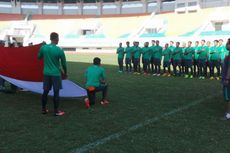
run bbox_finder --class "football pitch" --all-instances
[1,53,230,153]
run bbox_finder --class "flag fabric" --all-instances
[0,44,87,97]
[0,44,43,82]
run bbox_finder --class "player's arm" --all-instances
[172,50,179,55]
[38,47,43,59]
[121,48,125,55]
[172,49,176,55]
[60,50,67,75]
[209,49,215,54]
[116,48,119,54]
[197,47,202,54]
[184,48,188,55]
[124,48,127,54]
[100,68,106,84]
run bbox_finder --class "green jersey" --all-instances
[131,46,136,58]
[163,48,171,62]
[38,43,67,76]
[181,48,186,59]
[134,47,141,59]
[125,46,132,59]
[207,46,211,61]
[210,46,220,61]
[168,45,175,52]
[194,46,199,60]
[150,45,156,59]
[116,47,125,59]
[172,47,183,60]
[141,47,151,60]
[197,45,208,60]
[219,45,227,61]
[184,47,195,60]
[85,65,106,88]
[154,45,163,60]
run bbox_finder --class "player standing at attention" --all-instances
[124,41,132,73]
[172,42,183,76]
[193,41,200,77]
[131,41,136,68]
[210,40,221,80]
[184,41,195,79]
[197,40,208,79]
[116,42,125,73]
[162,43,172,76]
[133,42,142,74]
[153,40,163,76]
[142,42,151,75]
[150,40,156,74]
[181,42,186,75]
[38,32,67,116]
[169,41,175,69]
[84,57,109,109]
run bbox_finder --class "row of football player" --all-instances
[116,39,227,79]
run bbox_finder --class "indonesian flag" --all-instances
[0,44,86,97]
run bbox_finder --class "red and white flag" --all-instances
[0,44,86,97]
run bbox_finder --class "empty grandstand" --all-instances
[0,0,230,51]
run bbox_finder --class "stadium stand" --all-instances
[0,0,230,51]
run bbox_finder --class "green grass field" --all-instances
[1,53,230,153]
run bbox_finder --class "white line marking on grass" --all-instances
[68,93,220,153]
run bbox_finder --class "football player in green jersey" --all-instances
[181,42,186,75]
[210,40,221,80]
[142,42,151,74]
[124,41,132,73]
[162,43,172,76]
[150,40,156,74]
[193,41,199,76]
[116,42,125,72]
[197,40,208,79]
[205,41,211,77]
[184,41,195,78]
